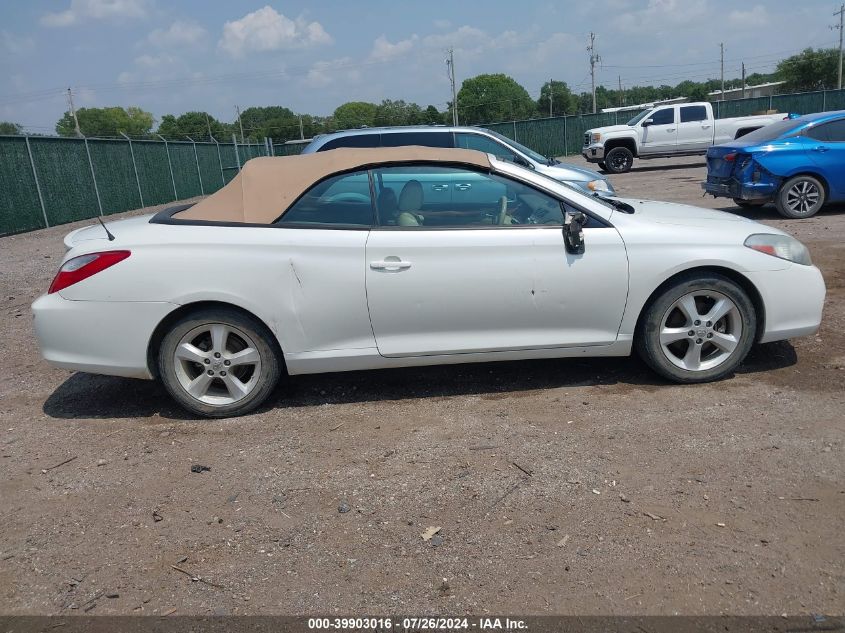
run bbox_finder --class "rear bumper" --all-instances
[32,293,177,379]
[746,264,826,344]
[701,179,778,201]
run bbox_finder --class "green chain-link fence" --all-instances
[0,137,268,236]
[2,89,844,236]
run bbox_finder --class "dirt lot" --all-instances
[1,156,842,617]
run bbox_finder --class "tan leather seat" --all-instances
[397,180,424,226]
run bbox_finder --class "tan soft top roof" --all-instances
[174,146,492,224]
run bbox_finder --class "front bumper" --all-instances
[32,293,177,379]
[581,143,605,162]
[745,264,826,344]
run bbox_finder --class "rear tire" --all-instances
[635,274,756,383]
[604,147,634,174]
[158,308,281,418]
[775,175,825,218]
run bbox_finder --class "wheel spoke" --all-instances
[660,327,689,345]
[176,343,208,364]
[186,372,214,398]
[710,332,738,353]
[221,373,249,399]
[227,347,260,367]
[210,324,228,353]
[705,298,732,323]
[676,295,700,324]
[682,343,702,371]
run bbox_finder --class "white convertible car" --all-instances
[32,147,825,417]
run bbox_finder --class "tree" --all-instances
[537,80,578,116]
[332,101,377,130]
[373,100,424,127]
[56,106,154,137]
[0,121,22,135]
[457,74,535,124]
[238,106,299,141]
[157,111,226,140]
[777,48,840,92]
[422,105,442,124]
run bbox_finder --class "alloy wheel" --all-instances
[658,290,742,372]
[785,180,821,216]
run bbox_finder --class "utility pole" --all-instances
[618,75,624,107]
[299,115,304,140]
[588,32,600,114]
[834,4,844,90]
[446,48,458,126]
[235,105,244,144]
[67,87,81,137]
[720,43,725,101]
[205,112,213,139]
[741,62,746,99]
[549,78,553,117]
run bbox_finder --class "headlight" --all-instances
[744,233,811,266]
[587,179,614,193]
[591,132,601,143]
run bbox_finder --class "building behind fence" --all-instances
[2,88,844,237]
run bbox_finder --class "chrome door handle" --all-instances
[667,128,676,132]
[454,183,472,191]
[701,124,711,129]
[431,184,449,191]
[370,260,412,270]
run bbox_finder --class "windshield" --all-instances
[733,118,802,143]
[484,129,549,164]
[626,110,651,126]
[521,167,617,211]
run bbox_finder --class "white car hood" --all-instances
[615,198,783,231]
[591,124,633,135]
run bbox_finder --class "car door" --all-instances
[676,105,711,152]
[273,170,376,353]
[805,117,845,199]
[640,106,678,154]
[365,164,629,357]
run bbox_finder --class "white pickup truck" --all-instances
[581,102,786,173]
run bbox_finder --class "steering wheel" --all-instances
[496,196,508,225]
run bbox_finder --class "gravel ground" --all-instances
[0,157,842,616]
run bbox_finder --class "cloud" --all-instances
[611,0,708,33]
[304,57,358,88]
[369,34,418,62]
[41,0,147,28]
[1,30,35,55]
[433,19,451,30]
[147,20,208,49]
[727,5,769,26]
[218,6,332,58]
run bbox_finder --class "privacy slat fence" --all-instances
[2,89,844,236]
[0,137,268,236]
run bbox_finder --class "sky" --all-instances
[0,0,840,134]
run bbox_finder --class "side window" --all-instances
[319,134,380,151]
[455,133,515,160]
[372,165,565,229]
[276,170,373,227]
[807,119,845,142]
[649,108,675,125]
[680,106,707,123]
[381,132,452,148]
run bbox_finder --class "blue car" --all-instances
[702,110,845,218]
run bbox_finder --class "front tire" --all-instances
[636,274,756,383]
[597,161,607,171]
[158,308,281,418]
[604,147,634,174]
[775,175,825,218]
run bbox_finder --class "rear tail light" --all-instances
[724,153,737,162]
[48,250,131,294]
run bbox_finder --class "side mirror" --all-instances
[563,210,586,255]
[642,118,654,127]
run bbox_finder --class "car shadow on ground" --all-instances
[718,200,845,220]
[43,341,797,420]
[600,161,706,175]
